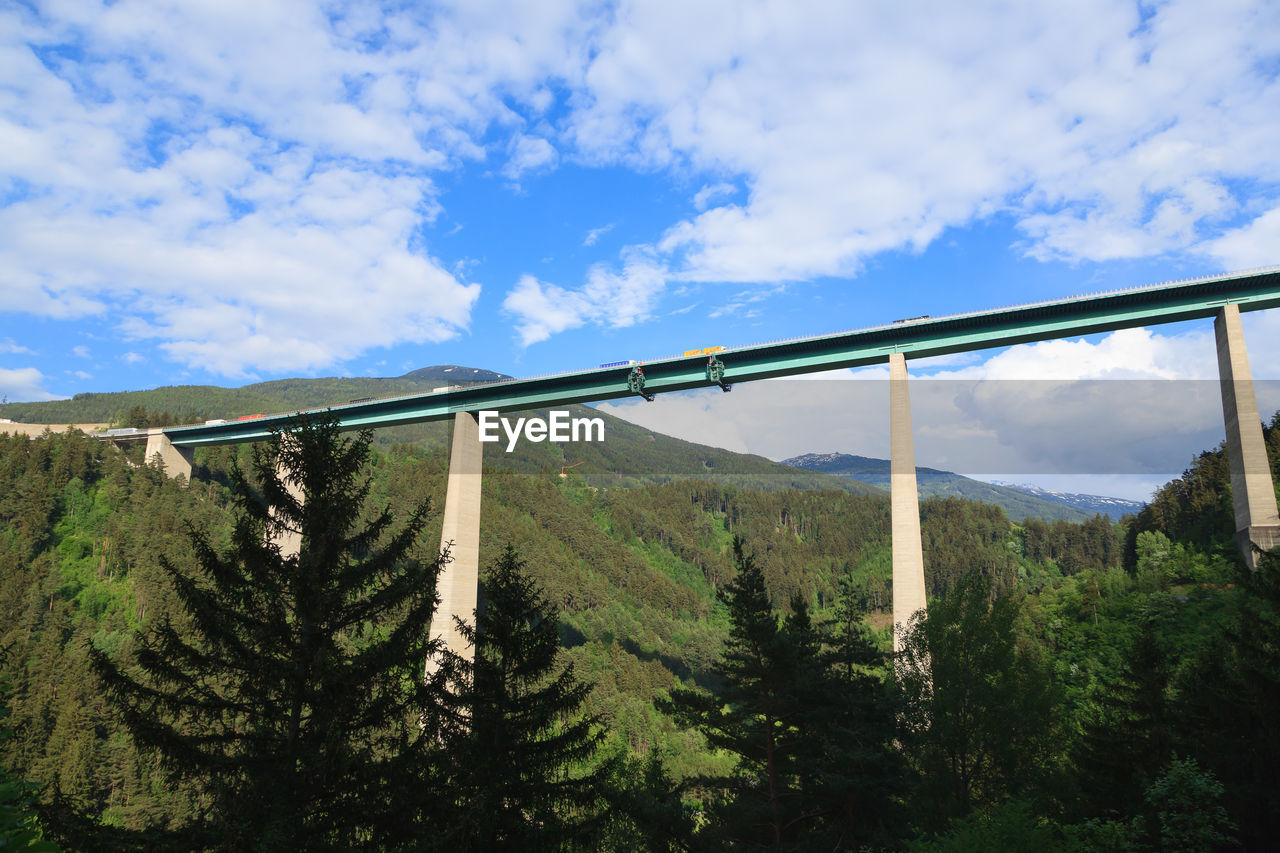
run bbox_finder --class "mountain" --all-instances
[988,481,1146,518]
[398,365,513,383]
[781,452,1137,522]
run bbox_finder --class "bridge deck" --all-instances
[159,267,1280,447]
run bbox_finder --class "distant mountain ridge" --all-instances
[782,452,1141,522]
[987,481,1146,518]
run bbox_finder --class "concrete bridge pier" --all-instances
[425,411,483,679]
[271,454,303,560]
[144,430,193,481]
[1215,304,1280,569]
[890,353,927,651]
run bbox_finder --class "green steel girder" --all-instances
[163,267,1280,447]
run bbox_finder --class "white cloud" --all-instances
[1204,207,1280,270]
[72,345,90,358]
[0,339,32,355]
[567,0,1280,283]
[692,182,736,211]
[121,351,144,365]
[583,223,615,246]
[1,1,600,375]
[503,250,667,345]
[0,367,61,402]
[503,134,558,179]
[9,0,1280,359]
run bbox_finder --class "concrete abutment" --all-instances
[143,430,194,481]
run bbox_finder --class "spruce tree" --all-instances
[428,544,611,851]
[804,572,906,848]
[1,673,57,852]
[1177,546,1280,847]
[1072,622,1173,821]
[666,537,805,847]
[894,571,1057,829]
[90,413,442,849]
[666,537,906,849]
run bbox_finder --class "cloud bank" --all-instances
[5,1,1279,368]
[510,0,1280,341]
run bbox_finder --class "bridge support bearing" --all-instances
[1215,304,1280,570]
[426,411,483,680]
[890,353,927,651]
[628,366,655,402]
[706,356,732,392]
[144,430,194,481]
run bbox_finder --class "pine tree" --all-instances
[1072,621,1173,821]
[666,537,806,846]
[0,672,58,852]
[895,571,1057,829]
[802,571,907,848]
[664,537,905,849]
[89,413,443,849]
[1177,546,1280,848]
[428,544,611,851]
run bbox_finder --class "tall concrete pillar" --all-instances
[144,430,193,481]
[1215,304,1280,568]
[890,353,928,651]
[271,458,303,560]
[425,411,483,679]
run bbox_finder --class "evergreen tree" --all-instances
[666,537,808,847]
[895,571,1057,830]
[0,672,57,852]
[808,570,907,847]
[429,544,612,851]
[668,537,904,849]
[89,413,442,849]
[597,750,695,853]
[1177,546,1280,848]
[1072,621,1173,821]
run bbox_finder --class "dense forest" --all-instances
[1,410,1278,849]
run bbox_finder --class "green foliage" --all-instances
[1072,622,1175,821]
[0,674,58,852]
[1176,547,1280,848]
[1143,757,1235,852]
[2,397,1276,848]
[667,537,905,849]
[666,537,811,846]
[895,571,1058,828]
[88,414,442,849]
[1121,415,1280,564]
[429,545,613,851]
[909,799,1069,853]
[596,749,696,853]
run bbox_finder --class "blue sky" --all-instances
[3,1,1280,498]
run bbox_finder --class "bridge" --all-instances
[117,267,1280,660]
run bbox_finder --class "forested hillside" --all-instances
[2,413,1279,848]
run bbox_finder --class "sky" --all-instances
[3,1,1280,500]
